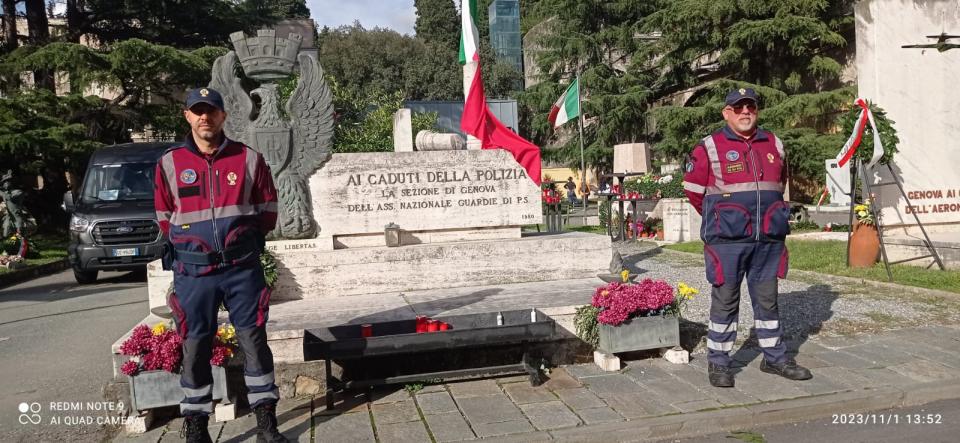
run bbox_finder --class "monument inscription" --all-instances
[311,150,542,236]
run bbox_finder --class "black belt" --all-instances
[173,238,260,266]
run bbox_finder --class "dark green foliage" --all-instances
[414,0,461,49]
[69,0,306,47]
[318,24,425,96]
[261,250,278,288]
[518,0,661,172]
[573,304,600,348]
[792,220,820,231]
[329,76,438,153]
[522,0,859,201]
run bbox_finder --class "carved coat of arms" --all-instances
[208,29,334,239]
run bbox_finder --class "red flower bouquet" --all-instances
[119,322,238,376]
[590,279,675,326]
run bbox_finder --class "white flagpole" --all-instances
[576,72,587,222]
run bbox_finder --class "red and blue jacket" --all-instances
[683,126,790,245]
[154,135,278,275]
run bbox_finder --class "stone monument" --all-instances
[0,170,35,259]
[613,143,652,174]
[130,29,612,388]
[208,29,333,239]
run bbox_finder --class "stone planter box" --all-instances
[129,366,228,411]
[598,314,680,354]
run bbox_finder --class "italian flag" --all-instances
[459,0,541,185]
[547,78,580,128]
[458,0,479,65]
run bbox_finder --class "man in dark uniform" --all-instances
[154,88,288,442]
[682,88,812,388]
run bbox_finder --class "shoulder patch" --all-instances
[180,169,197,184]
[685,162,695,172]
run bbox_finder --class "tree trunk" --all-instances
[24,0,54,91]
[66,0,82,43]
[1,0,17,52]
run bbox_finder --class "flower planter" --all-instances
[598,314,680,354]
[129,366,228,411]
[849,223,880,268]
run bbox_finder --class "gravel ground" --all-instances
[616,241,960,352]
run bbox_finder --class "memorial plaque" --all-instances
[310,150,542,236]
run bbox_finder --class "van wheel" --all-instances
[73,267,98,284]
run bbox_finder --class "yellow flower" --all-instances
[677,282,699,298]
[858,210,868,218]
[854,205,867,212]
[151,323,167,336]
[217,324,236,342]
[620,269,630,283]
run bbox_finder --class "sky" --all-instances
[306,0,422,35]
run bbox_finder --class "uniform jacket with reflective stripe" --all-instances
[682,126,790,244]
[154,135,278,275]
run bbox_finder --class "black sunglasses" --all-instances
[727,103,758,113]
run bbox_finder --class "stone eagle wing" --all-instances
[208,51,253,144]
[285,53,334,177]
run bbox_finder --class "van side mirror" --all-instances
[63,191,76,213]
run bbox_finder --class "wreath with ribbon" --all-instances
[836,99,900,168]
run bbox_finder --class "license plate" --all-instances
[112,248,138,257]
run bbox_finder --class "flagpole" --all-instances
[576,71,587,223]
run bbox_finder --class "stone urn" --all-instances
[849,223,880,268]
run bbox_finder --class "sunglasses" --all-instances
[727,103,758,114]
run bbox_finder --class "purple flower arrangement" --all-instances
[590,279,676,326]
[119,322,237,376]
[119,324,183,376]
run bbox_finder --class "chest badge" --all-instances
[725,150,740,161]
[226,171,238,186]
[767,153,775,163]
[180,169,197,184]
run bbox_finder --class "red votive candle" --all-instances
[361,324,372,338]
[439,322,450,331]
[427,320,439,332]
[415,316,427,333]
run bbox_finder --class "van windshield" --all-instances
[81,163,156,203]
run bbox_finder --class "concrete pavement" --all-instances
[113,324,960,442]
[0,269,149,443]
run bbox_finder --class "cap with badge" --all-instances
[184,87,224,111]
[724,87,759,106]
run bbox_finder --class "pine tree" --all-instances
[415,0,461,49]
[519,0,660,173]
[522,0,858,199]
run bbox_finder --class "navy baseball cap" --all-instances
[184,87,224,111]
[724,88,759,106]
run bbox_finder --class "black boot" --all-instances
[708,362,735,388]
[760,358,813,380]
[180,414,212,443]
[254,403,289,443]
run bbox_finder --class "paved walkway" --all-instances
[115,242,960,442]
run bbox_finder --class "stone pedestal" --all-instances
[654,198,701,243]
[392,109,413,152]
[613,143,652,173]
[824,159,851,206]
[147,231,612,309]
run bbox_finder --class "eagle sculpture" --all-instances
[207,35,334,240]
